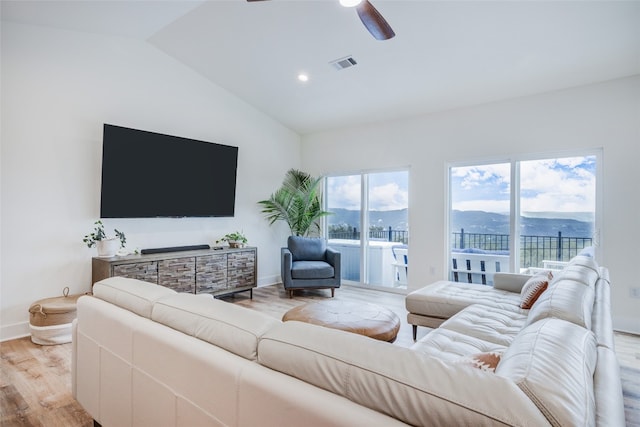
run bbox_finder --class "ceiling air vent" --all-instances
[329,56,357,70]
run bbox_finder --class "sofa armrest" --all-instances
[493,272,530,293]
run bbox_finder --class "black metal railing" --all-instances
[328,226,592,268]
[452,228,593,268]
[328,226,409,244]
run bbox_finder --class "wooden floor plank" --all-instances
[1,283,638,426]
[0,335,93,427]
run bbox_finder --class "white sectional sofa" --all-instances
[406,254,625,426]
[73,254,624,427]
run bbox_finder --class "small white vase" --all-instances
[97,238,120,257]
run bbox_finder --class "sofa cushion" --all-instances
[552,255,599,288]
[93,277,177,318]
[520,271,552,309]
[151,293,281,361]
[565,254,599,274]
[438,304,528,347]
[553,266,600,289]
[493,272,531,293]
[258,321,550,427]
[405,280,523,320]
[496,318,597,427]
[526,278,595,329]
[592,277,615,349]
[411,327,506,361]
[291,260,334,279]
[287,236,326,261]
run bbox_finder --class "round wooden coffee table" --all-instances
[282,300,401,342]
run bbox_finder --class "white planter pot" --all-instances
[97,238,120,257]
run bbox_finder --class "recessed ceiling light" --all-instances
[297,73,309,82]
[339,0,362,7]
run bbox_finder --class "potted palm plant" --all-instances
[83,220,126,257]
[258,169,331,236]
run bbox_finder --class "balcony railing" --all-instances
[452,228,593,268]
[326,227,593,287]
[328,226,409,244]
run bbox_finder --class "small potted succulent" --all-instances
[83,220,126,257]
[216,231,248,249]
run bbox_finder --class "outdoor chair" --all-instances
[391,245,408,287]
[450,248,509,285]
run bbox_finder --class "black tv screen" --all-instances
[100,124,238,218]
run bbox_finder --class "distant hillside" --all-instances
[451,210,594,237]
[327,208,594,237]
[328,208,408,231]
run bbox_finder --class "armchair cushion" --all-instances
[288,236,327,261]
[291,261,335,280]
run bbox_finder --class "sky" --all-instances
[451,155,596,214]
[325,155,596,215]
[326,171,409,211]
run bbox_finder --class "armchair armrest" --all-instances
[493,272,531,293]
[325,248,341,278]
[281,248,293,285]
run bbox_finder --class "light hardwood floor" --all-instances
[1,284,639,426]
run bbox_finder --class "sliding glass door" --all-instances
[326,170,409,289]
[325,175,362,282]
[449,162,511,284]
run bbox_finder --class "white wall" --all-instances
[302,75,640,334]
[3,22,638,341]
[0,22,299,340]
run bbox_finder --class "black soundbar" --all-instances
[141,244,210,255]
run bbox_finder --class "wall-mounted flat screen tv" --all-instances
[100,124,238,218]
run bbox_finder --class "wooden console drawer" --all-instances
[228,251,256,289]
[112,261,158,283]
[159,257,196,293]
[196,254,228,293]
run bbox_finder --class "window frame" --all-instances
[323,166,410,294]
[445,148,602,276]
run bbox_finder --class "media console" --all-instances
[91,246,257,298]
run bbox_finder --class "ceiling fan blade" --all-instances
[356,0,395,40]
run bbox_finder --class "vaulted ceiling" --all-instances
[3,1,640,134]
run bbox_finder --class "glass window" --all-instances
[519,156,596,271]
[326,175,362,282]
[449,153,597,285]
[450,163,511,285]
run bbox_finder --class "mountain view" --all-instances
[451,210,594,237]
[328,208,594,238]
[328,208,408,232]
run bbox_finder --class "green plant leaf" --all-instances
[258,169,332,236]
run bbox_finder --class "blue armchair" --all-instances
[281,236,341,298]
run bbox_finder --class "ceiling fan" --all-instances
[247,0,395,41]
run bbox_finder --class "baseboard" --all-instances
[613,315,640,335]
[1,321,30,342]
[257,275,281,287]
